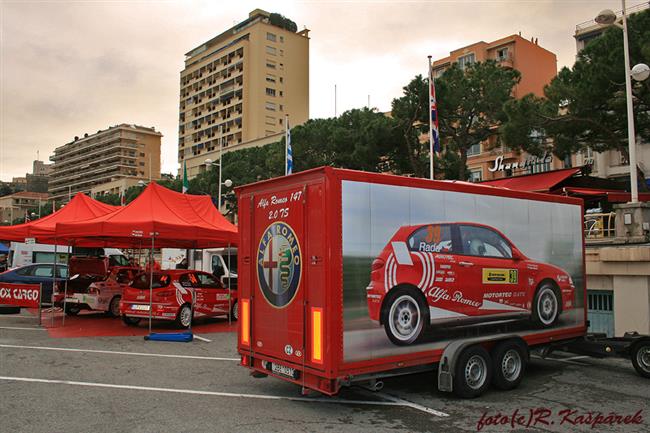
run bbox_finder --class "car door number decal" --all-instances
[482,268,518,284]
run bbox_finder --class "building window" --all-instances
[468,169,483,183]
[279,36,284,43]
[467,143,481,156]
[496,47,509,61]
[266,88,276,97]
[266,32,276,42]
[266,46,277,55]
[279,49,284,56]
[265,130,275,136]
[265,115,275,125]
[265,102,276,111]
[279,77,283,83]
[279,91,283,97]
[458,53,475,70]
[266,74,276,83]
[266,61,276,69]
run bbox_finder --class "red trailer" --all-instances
[237,167,594,397]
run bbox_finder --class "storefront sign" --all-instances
[488,153,552,173]
[0,283,41,308]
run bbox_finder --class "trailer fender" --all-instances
[437,334,526,393]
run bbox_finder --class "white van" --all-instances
[161,247,237,290]
[8,242,127,269]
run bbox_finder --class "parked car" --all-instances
[0,263,68,307]
[366,222,575,345]
[120,270,238,328]
[60,266,139,316]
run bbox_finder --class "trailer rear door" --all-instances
[248,185,310,366]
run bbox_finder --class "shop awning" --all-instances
[480,167,581,192]
[560,187,650,202]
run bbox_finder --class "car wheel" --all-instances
[230,300,238,321]
[491,340,527,390]
[0,306,21,315]
[382,288,428,346]
[532,283,560,327]
[453,345,492,398]
[122,315,141,326]
[64,304,81,316]
[176,304,192,328]
[631,341,650,379]
[108,296,121,317]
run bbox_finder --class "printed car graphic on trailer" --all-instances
[119,270,238,328]
[366,222,575,345]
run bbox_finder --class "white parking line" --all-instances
[0,344,238,361]
[0,376,446,416]
[0,326,46,331]
[193,335,212,342]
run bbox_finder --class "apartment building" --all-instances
[49,124,162,200]
[0,191,49,224]
[431,34,570,182]
[179,9,310,178]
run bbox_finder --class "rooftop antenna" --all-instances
[334,84,337,117]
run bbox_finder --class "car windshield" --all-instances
[131,273,171,290]
[109,255,129,266]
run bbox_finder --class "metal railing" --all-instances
[584,212,616,239]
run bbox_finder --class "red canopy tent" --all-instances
[55,182,237,248]
[0,193,118,244]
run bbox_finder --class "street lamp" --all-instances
[138,180,147,188]
[205,156,232,212]
[595,2,650,203]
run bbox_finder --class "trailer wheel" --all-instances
[453,345,492,398]
[64,304,80,316]
[122,316,140,326]
[532,283,560,327]
[491,340,527,390]
[631,341,650,379]
[108,296,121,317]
[176,304,193,328]
[382,287,428,346]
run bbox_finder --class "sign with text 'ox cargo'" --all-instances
[236,167,586,395]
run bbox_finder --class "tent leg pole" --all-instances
[62,242,71,327]
[227,243,231,326]
[148,236,154,335]
[52,242,57,327]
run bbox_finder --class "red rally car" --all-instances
[120,270,238,328]
[366,222,575,345]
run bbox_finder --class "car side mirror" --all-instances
[511,251,523,261]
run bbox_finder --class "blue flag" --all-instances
[286,118,293,175]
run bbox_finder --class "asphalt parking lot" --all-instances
[1,312,648,433]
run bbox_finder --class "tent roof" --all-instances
[0,193,118,243]
[480,168,581,192]
[55,183,237,248]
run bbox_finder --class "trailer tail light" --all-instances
[240,299,250,346]
[311,307,323,364]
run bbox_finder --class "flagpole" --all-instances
[285,115,288,175]
[428,55,434,180]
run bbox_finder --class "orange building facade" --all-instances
[432,34,575,182]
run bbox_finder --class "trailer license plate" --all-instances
[131,304,150,311]
[271,363,296,379]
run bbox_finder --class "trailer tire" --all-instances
[382,286,429,346]
[122,316,140,326]
[491,340,527,390]
[630,341,650,379]
[532,282,560,327]
[108,296,121,317]
[176,304,193,328]
[453,345,492,398]
[65,304,80,316]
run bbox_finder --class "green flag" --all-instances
[182,160,188,194]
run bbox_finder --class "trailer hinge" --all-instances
[310,255,322,265]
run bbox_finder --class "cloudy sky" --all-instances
[0,0,630,181]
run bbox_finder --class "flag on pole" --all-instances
[182,160,189,193]
[52,201,56,213]
[25,212,30,223]
[285,115,292,175]
[120,188,126,206]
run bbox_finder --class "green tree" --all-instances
[501,9,650,163]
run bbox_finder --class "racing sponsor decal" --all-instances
[425,287,481,308]
[257,221,302,308]
[482,268,518,284]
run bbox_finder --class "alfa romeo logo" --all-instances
[257,221,302,308]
